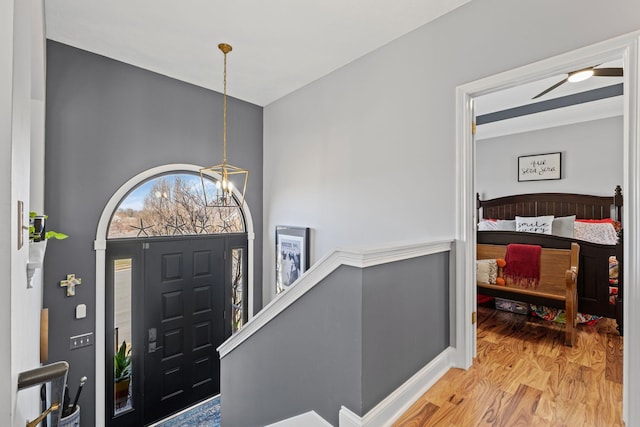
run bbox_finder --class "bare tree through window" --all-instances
[108,173,245,239]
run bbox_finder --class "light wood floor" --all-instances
[393,304,623,426]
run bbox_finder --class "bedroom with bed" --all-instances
[476,186,623,341]
[474,81,624,346]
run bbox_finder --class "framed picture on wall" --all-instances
[275,226,310,294]
[518,152,561,182]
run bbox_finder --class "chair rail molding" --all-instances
[218,239,453,358]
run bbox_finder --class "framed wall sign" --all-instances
[518,152,561,182]
[275,226,310,294]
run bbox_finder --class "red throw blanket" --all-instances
[503,244,541,288]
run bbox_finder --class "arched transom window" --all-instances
[107,172,245,239]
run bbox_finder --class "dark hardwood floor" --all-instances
[393,304,623,426]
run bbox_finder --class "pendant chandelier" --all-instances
[200,43,249,208]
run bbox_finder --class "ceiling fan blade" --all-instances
[593,67,623,77]
[532,77,568,99]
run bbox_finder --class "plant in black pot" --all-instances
[29,212,68,242]
[27,212,68,284]
[114,340,132,409]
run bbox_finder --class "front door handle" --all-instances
[148,341,163,353]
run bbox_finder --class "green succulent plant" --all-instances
[114,340,132,382]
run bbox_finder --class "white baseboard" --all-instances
[339,406,363,427]
[339,347,455,427]
[266,411,333,427]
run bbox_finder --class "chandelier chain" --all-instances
[222,48,228,165]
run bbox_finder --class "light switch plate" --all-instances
[76,304,87,319]
[69,332,93,350]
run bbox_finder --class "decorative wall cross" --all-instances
[60,274,82,297]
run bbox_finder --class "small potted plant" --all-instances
[27,213,69,285]
[114,340,132,408]
[28,211,68,263]
[29,212,68,242]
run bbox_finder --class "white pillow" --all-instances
[495,219,516,231]
[515,215,554,234]
[476,260,490,283]
[552,215,576,238]
[478,219,497,231]
[477,259,498,284]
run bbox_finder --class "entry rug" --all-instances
[151,395,221,427]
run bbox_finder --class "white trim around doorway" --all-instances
[93,163,256,426]
[455,32,640,425]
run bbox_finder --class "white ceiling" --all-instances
[44,0,471,106]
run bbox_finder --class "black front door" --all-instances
[142,237,226,424]
[106,234,245,426]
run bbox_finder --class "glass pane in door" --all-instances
[114,258,133,416]
[231,248,244,333]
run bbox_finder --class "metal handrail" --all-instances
[18,361,69,427]
[18,361,68,391]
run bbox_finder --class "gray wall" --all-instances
[220,254,449,426]
[262,0,640,300]
[361,252,449,412]
[44,40,263,423]
[222,266,363,427]
[477,116,623,200]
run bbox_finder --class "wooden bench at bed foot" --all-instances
[477,242,580,346]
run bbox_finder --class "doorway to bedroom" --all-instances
[470,54,625,422]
